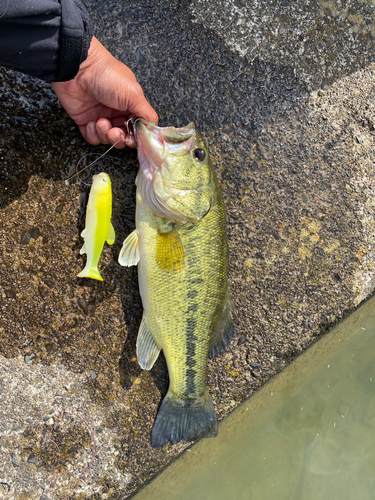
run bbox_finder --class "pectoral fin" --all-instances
[106,222,115,245]
[136,316,160,370]
[156,228,184,274]
[209,293,236,358]
[118,229,140,266]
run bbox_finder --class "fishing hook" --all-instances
[64,118,144,186]
[125,117,143,146]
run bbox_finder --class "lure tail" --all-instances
[151,389,218,448]
[77,265,103,281]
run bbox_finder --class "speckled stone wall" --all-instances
[0,0,375,498]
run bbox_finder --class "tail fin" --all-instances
[151,389,218,448]
[77,266,103,281]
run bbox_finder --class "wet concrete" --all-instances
[1,0,375,498]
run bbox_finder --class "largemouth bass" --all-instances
[77,172,115,281]
[119,120,235,447]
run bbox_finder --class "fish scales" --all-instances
[138,178,227,401]
[119,119,235,447]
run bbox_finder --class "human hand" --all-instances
[52,37,158,148]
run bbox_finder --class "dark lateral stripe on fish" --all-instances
[183,225,201,398]
[187,289,198,299]
[183,274,200,396]
[185,369,197,395]
[188,303,198,313]
[189,277,204,285]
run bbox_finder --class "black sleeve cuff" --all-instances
[0,0,93,82]
[54,0,93,82]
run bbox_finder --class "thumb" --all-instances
[125,82,158,125]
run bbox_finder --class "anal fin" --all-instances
[136,316,160,370]
[209,293,236,358]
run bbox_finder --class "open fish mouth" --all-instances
[134,119,212,222]
[136,119,195,145]
[136,120,196,179]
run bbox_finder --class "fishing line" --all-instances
[64,118,138,186]
[65,135,126,186]
[48,118,138,199]
[47,411,96,500]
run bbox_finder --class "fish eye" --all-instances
[194,148,206,161]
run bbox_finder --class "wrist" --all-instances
[75,37,112,87]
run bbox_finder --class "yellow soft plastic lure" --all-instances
[77,172,115,281]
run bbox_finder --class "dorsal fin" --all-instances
[209,294,236,358]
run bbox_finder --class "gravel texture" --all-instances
[1,0,375,498]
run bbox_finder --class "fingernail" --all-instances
[98,121,109,133]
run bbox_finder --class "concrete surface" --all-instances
[0,0,375,498]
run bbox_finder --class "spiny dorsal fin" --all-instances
[156,228,184,274]
[106,222,115,245]
[118,229,140,267]
[137,316,161,370]
[209,294,236,358]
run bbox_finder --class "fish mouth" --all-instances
[135,120,200,221]
[136,119,196,180]
[136,119,195,146]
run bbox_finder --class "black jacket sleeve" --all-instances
[0,0,93,82]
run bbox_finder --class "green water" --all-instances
[133,295,375,500]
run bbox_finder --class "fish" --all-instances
[77,172,115,281]
[118,119,235,447]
